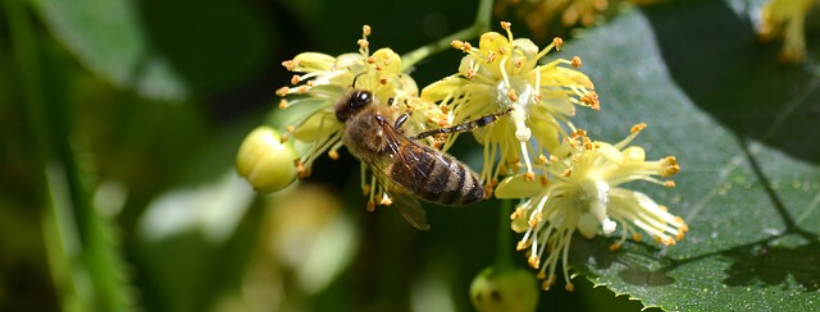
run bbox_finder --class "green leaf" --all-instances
[561,0,820,310]
[31,0,272,100]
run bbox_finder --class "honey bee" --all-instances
[336,89,510,230]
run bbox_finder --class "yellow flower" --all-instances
[422,22,598,186]
[758,0,818,63]
[495,124,686,291]
[276,26,440,177]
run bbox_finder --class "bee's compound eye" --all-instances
[352,91,372,108]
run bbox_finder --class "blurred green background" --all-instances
[4,0,816,311]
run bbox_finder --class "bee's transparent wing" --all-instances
[388,190,430,231]
[368,163,430,231]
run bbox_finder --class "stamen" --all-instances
[553,37,563,50]
[282,60,295,71]
[380,193,393,206]
[451,40,465,51]
[571,56,582,68]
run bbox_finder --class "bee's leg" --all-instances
[412,108,512,140]
[393,110,413,130]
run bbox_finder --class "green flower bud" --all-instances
[470,266,539,312]
[236,126,298,193]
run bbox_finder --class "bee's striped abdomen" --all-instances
[391,145,484,206]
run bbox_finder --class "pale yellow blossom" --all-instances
[422,22,598,186]
[495,124,686,291]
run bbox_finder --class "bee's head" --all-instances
[335,90,372,122]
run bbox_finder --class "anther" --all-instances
[516,240,531,251]
[553,37,564,50]
[572,129,587,138]
[508,89,518,101]
[278,99,288,109]
[291,75,301,85]
[286,125,295,132]
[500,21,511,30]
[630,123,647,133]
[282,60,295,71]
[276,86,289,97]
[328,150,339,160]
[571,56,582,68]
[561,169,572,177]
[524,172,536,182]
[528,256,540,268]
[483,184,494,198]
[362,25,371,36]
[486,51,496,63]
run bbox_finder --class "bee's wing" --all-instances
[368,162,430,231]
[366,122,432,231]
[389,188,431,231]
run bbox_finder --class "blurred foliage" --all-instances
[1,0,819,311]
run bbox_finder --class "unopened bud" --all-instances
[236,126,299,193]
[470,266,539,312]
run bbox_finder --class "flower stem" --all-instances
[400,26,479,72]
[474,0,494,33]
[400,0,494,72]
[496,199,514,269]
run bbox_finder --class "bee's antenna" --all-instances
[352,72,367,88]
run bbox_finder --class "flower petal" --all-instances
[292,110,343,141]
[495,175,544,199]
[421,75,463,102]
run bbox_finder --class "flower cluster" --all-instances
[422,22,598,188]
[758,0,818,63]
[272,26,446,209]
[422,22,686,291]
[244,21,687,293]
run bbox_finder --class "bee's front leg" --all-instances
[393,111,413,130]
